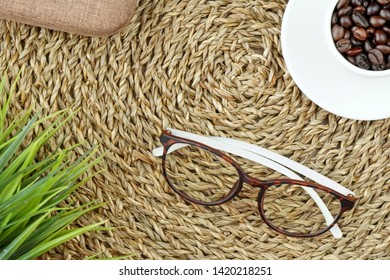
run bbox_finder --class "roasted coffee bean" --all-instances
[374,29,388,44]
[377,0,390,6]
[349,36,364,47]
[346,47,364,56]
[352,10,370,27]
[367,27,376,36]
[380,8,390,20]
[356,53,371,69]
[372,63,386,70]
[354,5,367,14]
[351,36,364,46]
[353,27,368,40]
[340,15,353,28]
[332,24,345,41]
[376,44,390,54]
[364,40,374,52]
[369,15,387,27]
[369,49,386,70]
[367,2,381,15]
[383,25,390,35]
[347,55,357,65]
[332,12,339,25]
[336,38,352,52]
[337,0,351,9]
[339,6,353,17]
[333,0,390,70]
[351,0,363,6]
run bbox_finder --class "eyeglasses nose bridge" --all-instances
[242,175,269,189]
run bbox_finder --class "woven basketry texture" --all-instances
[0,0,389,259]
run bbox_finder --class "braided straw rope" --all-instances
[0,0,389,259]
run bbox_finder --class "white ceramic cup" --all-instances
[326,0,390,77]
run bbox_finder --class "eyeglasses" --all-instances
[153,128,356,238]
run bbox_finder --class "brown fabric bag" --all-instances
[0,0,137,36]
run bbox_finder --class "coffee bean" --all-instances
[380,8,390,20]
[332,12,339,25]
[386,61,390,68]
[347,55,357,65]
[340,15,353,28]
[339,6,353,17]
[376,44,390,54]
[369,49,386,70]
[351,0,363,6]
[352,10,370,27]
[363,0,370,7]
[369,15,387,27]
[374,29,388,44]
[367,27,376,36]
[353,27,368,40]
[367,2,381,15]
[337,0,351,9]
[344,30,352,39]
[346,47,364,56]
[354,5,367,14]
[350,36,364,47]
[337,38,352,52]
[383,25,390,35]
[377,0,390,6]
[356,53,371,69]
[372,63,386,70]
[364,40,374,52]
[332,24,346,41]
[351,36,364,46]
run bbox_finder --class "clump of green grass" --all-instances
[0,74,106,260]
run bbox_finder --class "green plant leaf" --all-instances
[0,212,49,260]
[0,72,105,259]
[17,222,108,260]
[12,202,105,257]
[0,114,38,174]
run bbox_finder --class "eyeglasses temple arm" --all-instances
[209,136,354,197]
[164,128,354,197]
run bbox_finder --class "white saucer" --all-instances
[281,0,390,121]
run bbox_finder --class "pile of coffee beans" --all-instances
[331,0,390,71]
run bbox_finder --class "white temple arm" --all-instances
[153,128,354,238]
[209,136,354,197]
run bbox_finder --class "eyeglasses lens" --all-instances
[165,144,239,203]
[262,183,341,236]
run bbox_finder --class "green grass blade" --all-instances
[0,213,48,260]
[13,202,104,256]
[0,71,22,134]
[0,110,32,146]
[0,114,38,173]
[16,222,107,260]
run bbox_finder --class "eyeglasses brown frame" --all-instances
[159,130,357,238]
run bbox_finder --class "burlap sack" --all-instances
[0,0,137,36]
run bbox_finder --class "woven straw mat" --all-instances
[0,0,389,260]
